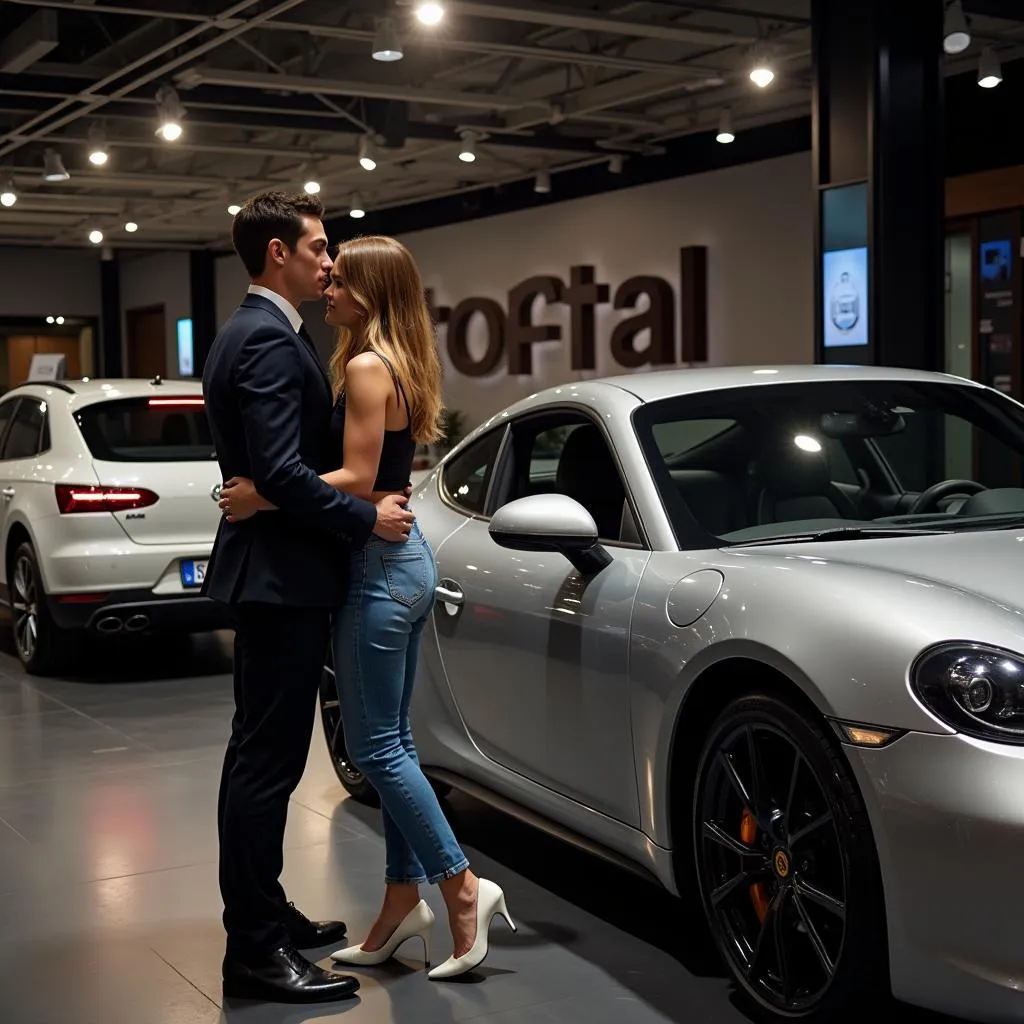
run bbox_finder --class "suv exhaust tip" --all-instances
[95,616,123,633]
[124,614,150,632]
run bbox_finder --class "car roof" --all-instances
[587,364,983,403]
[5,377,203,410]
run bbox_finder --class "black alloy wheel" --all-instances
[10,542,69,676]
[693,695,887,1021]
[318,656,380,806]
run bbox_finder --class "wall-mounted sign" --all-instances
[427,246,707,377]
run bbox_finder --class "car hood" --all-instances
[758,526,1024,613]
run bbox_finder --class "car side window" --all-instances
[2,398,47,460]
[502,414,639,545]
[441,427,505,516]
[0,400,17,456]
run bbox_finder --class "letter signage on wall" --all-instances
[427,246,708,378]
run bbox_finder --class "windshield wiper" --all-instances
[729,525,953,547]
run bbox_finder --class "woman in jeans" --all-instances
[218,235,514,979]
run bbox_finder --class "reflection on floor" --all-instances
[0,628,960,1024]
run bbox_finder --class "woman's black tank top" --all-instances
[330,351,417,491]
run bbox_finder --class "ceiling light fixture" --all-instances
[0,176,16,207]
[372,17,403,61]
[534,170,551,194]
[608,154,624,174]
[349,194,366,218]
[88,229,104,245]
[358,135,377,171]
[716,108,735,144]
[87,124,108,166]
[749,62,774,88]
[227,203,241,216]
[943,0,971,55]
[55,316,65,325]
[46,316,55,324]
[124,220,138,233]
[458,130,477,162]
[415,2,444,26]
[978,47,1002,88]
[303,166,321,194]
[155,84,186,141]
[42,148,70,182]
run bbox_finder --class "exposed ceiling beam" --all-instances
[0,0,305,160]
[174,67,553,114]
[1,9,59,74]
[448,1,759,47]
[1,0,732,78]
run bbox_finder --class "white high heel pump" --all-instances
[427,878,516,980]
[330,900,435,967]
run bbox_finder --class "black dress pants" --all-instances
[217,601,331,958]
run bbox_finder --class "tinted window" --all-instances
[0,400,17,451]
[75,398,215,462]
[634,379,1024,547]
[442,427,504,515]
[502,414,635,544]
[2,399,47,460]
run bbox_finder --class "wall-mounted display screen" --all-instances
[823,246,868,348]
[176,317,194,377]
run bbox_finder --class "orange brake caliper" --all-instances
[740,807,770,922]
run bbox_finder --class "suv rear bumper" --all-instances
[46,590,228,634]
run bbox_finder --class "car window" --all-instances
[2,398,47,460]
[0,400,18,452]
[441,427,504,515]
[633,379,1024,548]
[503,415,638,545]
[75,398,215,462]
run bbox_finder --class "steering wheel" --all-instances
[909,479,987,515]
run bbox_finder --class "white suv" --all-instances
[0,377,226,674]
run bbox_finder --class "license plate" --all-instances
[180,559,208,588]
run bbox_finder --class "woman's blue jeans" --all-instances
[333,522,469,885]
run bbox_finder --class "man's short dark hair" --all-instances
[231,190,325,278]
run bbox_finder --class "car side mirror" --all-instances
[488,494,613,575]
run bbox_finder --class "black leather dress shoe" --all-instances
[285,901,348,947]
[222,944,360,1003]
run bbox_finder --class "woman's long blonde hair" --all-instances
[327,235,443,445]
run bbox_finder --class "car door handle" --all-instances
[1,488,14,501]
[435,582,464,606]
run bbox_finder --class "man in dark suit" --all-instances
[202,191,413,1004]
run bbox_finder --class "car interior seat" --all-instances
[555,424,626,541]
[755,432,858,523]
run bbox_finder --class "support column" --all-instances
[189,249,217,377]
[812,0,945,369]
[99,247,122,377]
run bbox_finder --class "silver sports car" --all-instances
[320,365,1024,1023]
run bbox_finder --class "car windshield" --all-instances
[633,378,1024,546]
[75,397,216,462]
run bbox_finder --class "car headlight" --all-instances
[911,642,1024,744]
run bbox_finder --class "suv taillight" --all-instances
[55,485,159,514]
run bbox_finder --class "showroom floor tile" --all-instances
[0,626,964,1024]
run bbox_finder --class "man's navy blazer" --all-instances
[201,293,376,607]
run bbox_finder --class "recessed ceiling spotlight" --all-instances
[55,316,65,325]
[88,229,103,245]
[227,203,241,215]
[124,220,138,233]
